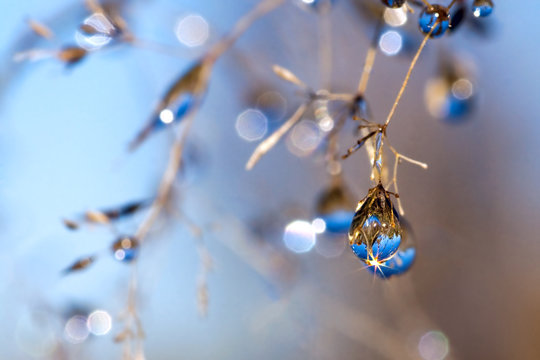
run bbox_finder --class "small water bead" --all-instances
[316,182,355,233]
[299,0,335,12]
[368,246,415,278]
[129,60,211,150]
[112,236,139,262]
[381,0,405,9]
[425,77,474,121]
[419,5,451,38]
[348,184,401,262]
[366,219,416,278]
[472,0,493,18]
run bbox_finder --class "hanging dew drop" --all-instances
[366,218,416,278]
[418,5,451,38]
[112,236,139,262]
[472,0,493,18]
[315,181,355,234]
[348,183,402,262]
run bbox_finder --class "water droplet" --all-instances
[419,5,451,38]
[472,0,493,18]
[316,182,355,233]
[348,184,401,262]
[367,219,416,278]
[425,77,474,122]
[381,0,405,9]
[384,6,408,27]
[130,60,211,151]
[112,236,139,262]
[75,13,116,50]
[298,0,335,12]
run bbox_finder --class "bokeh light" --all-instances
[283,220,316,253]
[418,331,449,360]
[64,315,89,344]
[175,14,210,47]
[379,30,403,56]
[236,109,268,141]
[87,310,112,336]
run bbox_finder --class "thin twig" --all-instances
[135,112,196,241]
[356,18,382,95]
[384,27,433,126]
[318,4,333,89]
[246,103,308,170]
[207,0,286,62]
[386,143,428,215]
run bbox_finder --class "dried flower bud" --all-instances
[63,256,95,274]
[57,46,87,65]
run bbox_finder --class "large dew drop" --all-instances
[348,183,402,262]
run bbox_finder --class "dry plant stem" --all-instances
[135,0,287,240]
[387,143,428,215]
[122,264,145,359]
[357,47,377,95]
[207,0,286,62]
[246,103,308,170]
[356,19,382,96]
[318,6,333,89]
[384,27,434,126]
[135,113,196,242]
[447,0,458,9]
[272,65,309,90]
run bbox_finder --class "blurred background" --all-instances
[1,0,539,359]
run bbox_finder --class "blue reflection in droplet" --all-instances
[350,213,401,262]
[419,5,450,38]
[445,95,471,121]
[115,247,137,262]
[367,247,415,278]
[300,0,335,11]
[320,210,354,233]
[472,0,493,18]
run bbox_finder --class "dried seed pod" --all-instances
[111,236,139,262]
[101,200,148,220]
[27,19,54,39]
[63,256,95,274]
[85,210,110,224]
[57,46,87,65]
[348,183,401,262]
[63,218,80,230]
